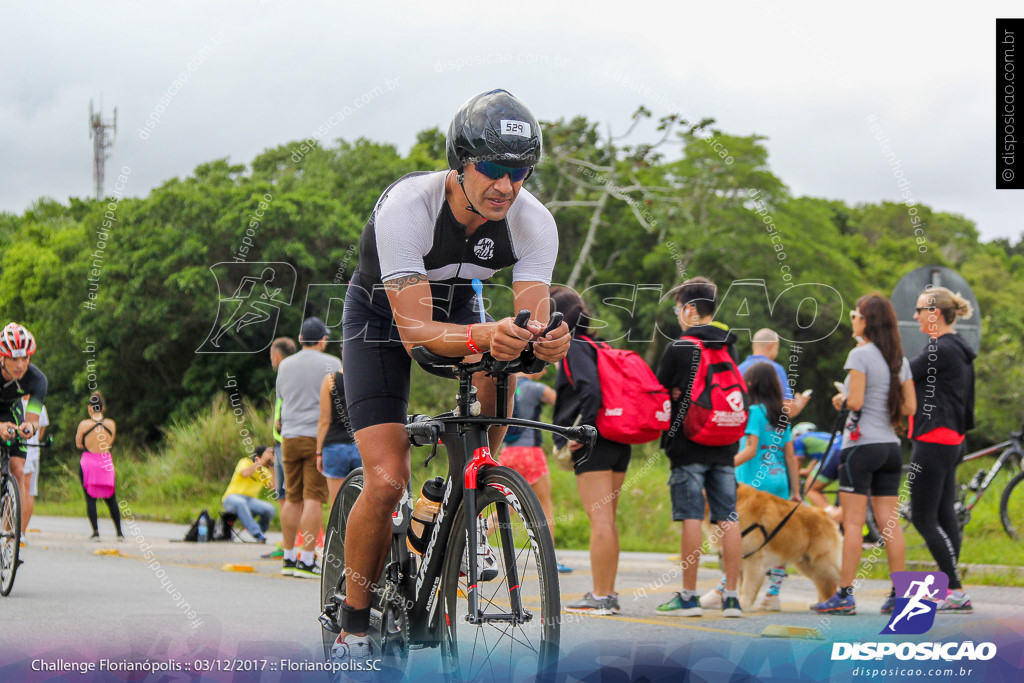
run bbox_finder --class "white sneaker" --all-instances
[331,633,374,661]
[700,588,723,609]
[757,593,781,612]
[460,519,498,582]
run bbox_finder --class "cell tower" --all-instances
[89,101,117,200]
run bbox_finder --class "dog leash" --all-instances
[740,407,848,559]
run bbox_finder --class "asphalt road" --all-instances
[3,516,1022,681]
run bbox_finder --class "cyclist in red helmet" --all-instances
[0,323,48,490]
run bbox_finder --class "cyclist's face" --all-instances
[463,163,523,221]
[1,356,29,380]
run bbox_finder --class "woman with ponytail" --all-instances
[908,287,976,613]
[74,391,123,541]
[813,294,916,616]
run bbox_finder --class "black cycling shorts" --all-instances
[838,441,903,497]
[573,436,631,475]
[342,275,494,433]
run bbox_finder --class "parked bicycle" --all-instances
[319,312,596,680]
[857,424,1024,542]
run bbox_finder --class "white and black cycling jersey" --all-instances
[353,171,557,310]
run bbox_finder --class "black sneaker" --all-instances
[281,559,296,576]
[293,559,321,579]
[722,596,743,618]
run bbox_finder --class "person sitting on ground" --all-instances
[74,391,123,541]
[222,445,277,543]
[797,425,844,524]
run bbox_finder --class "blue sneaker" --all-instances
[812,591,856,615]
[656,592,702,617]
[880,593,896,614]
[556,562,573,574]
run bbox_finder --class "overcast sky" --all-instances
[3,1,1021,242]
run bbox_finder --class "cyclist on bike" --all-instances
[0,323,47,494]
[335,89,569,661]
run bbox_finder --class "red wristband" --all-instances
[466,324,482,354]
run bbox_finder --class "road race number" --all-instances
[501,120,531,137]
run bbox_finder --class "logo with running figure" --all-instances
[197,262,296,354]
[882,571,949,635]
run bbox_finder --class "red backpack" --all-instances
[679,336,749,446]
[565,336,671,445]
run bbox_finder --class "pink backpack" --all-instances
[679,336,749,446]
[567,336,670,445]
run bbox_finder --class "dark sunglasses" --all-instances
[915,306,938,314]
[474,161,531,183]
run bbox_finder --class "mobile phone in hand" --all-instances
[833,381,845,393]
[801,389,813,398]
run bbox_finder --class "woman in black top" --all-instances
[551,287,631,616]
[317,370,361,505]
[908,286,976,613]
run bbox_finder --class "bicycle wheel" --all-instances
[1000,470,1024,540]
[0,475,22,596]
[439,466,559,681]
[319,468,409,670]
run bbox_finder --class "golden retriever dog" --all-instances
[704,484,841,609]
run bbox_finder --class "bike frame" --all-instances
[959,433,1024,515]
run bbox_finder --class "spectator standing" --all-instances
[499,370,571,573]
[317,369,361,505]
[222,445,277,542]
[813,294,915,616]
[553,288,631,615]
[276,317,339,578]
[908,286,976,613]
[738,328,809,419]
[74,391,123,541]
[655,277,744,618]
[19,395,48,538]
[263,337,296,560]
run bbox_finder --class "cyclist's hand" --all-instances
[17,422,35,439]
[0,422,17,439]
[532,320,570,363]
[489,317,533,360]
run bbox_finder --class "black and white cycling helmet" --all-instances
[0,322,36,358]
[446,89,542,170]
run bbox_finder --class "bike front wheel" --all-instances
[1000,470,1024,540]
[439,466,559,681]
[0,474,22,596]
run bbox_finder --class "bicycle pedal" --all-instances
[319,611,341,633]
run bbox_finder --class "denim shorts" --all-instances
[321,442,362,480]
[668,462,738,523]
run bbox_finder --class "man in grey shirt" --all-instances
[276,317,340,578]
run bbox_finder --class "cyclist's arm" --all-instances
[384,274,534,360]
